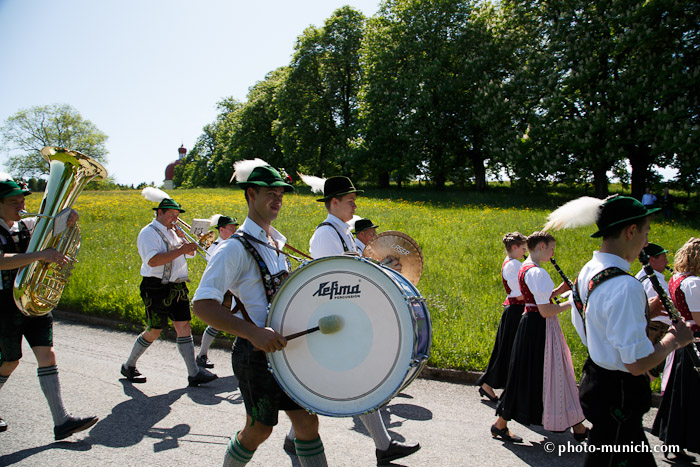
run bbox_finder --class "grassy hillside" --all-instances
[27,185,698,377]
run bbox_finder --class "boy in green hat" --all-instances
[570,195,694,466]
[193,161,328,467]
[195,214,240,369]
[120,188,217,387]
[0,174,97,439]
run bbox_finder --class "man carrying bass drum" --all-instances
[193,161,328,467]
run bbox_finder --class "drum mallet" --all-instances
[285,315,343,340]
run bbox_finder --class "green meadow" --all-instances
[28,186,699,377]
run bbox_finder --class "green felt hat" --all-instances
[238,166,294,192]
[353,218,378,234]
[643,243,668,257]
[0,179,31,199]
[316,176,363,202]
[590,195,661,238]
[217,215,239,229]
[153,198,185,213]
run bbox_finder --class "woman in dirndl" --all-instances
[651,237,700,462]
[492,231,586,442]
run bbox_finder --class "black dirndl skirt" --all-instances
[496,308,546,426]
[478,304,524,389]
[651,341,700,454]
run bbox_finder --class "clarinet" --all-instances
[639,250,700,373]
[550,258,584,313]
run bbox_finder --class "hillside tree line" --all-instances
[172,0,698,199]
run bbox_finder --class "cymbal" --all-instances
[363,230,423,285]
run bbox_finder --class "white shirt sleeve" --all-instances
[681,276,700,312]
[309,226,346,259]
[137,227,163,265]
[525,267,555,305]
[194,240,243,304]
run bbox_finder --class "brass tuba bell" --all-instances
[13,146,107,316]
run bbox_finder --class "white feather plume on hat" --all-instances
[0,172,15,182]
[141,187,171,204]
[297,172,326,194]
[543,196,605,231]
[231,158,268,183]
[209,214,222,227]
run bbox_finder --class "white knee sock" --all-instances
[198,326,219,357]
[296,437,327,467]
[359,411,391,450]
[177,335,199,377]
[223,433,254,466]
[126,333,151,367]
[38,365,70,426]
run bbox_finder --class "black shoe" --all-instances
[196,355,215,369]
[121,364,146,383]
[283,436,296,456]
[572,427,589,443]
[0,416,7,433]
[376,440,421,465]
[664,448,696,462]
[188,368,218,387]
[491,424,523,443]
[54,415,98,440]
[479,386,499,403]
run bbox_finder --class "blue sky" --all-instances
[0,0,380,186]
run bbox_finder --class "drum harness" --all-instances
[230,232,291,325]
[316,222,356,253]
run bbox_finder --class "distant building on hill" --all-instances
[164,144,186,190]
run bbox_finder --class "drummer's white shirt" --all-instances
[634,268,672,325]
[355,238,366,255]
[193,217,288,327]
[309,214,358,258]
[137,219,191,282]
[573,251,654,372]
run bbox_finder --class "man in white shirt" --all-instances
[193,163,327,467]
[0,175,97,439]
[196,215,239,369]
[300,176,420,465]
[572,195,694,466]
[353,218,378,255]
[121,196,217,387]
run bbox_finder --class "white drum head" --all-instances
[267,256,416,416]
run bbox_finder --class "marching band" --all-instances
[2,152,699,467]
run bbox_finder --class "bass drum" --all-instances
[266,255,431,417]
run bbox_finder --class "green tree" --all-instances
[362,0,513,190]
[276,6,366,177]
[1,104,108,178]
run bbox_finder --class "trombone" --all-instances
[175,218,215,261]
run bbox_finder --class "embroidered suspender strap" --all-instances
[233,234,289,304]
[149,224,176,284]
[316,222,350,252]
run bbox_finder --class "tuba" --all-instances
[13,146,107,316]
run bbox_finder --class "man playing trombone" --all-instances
[120,188,217,387]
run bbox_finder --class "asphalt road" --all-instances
[0,317,694,467]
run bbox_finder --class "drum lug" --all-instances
[410,355,428,367]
